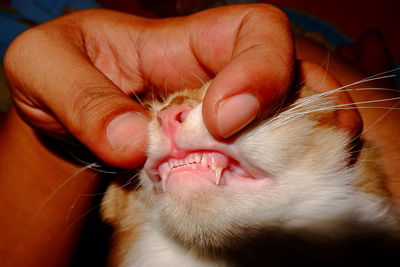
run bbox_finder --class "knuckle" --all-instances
[4,29,37,72]
[244,3,291,28]
[68,85,124,135]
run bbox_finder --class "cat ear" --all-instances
[298,60,363,140]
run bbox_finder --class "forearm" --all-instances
[0,108,99,266]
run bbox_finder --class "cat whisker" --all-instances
[80,172,140,197]
[64,171,102,222]
[357,67,400,81]
[340,87,400,93]
[63,147,117,174]
[314,52,331,92]
[289,83,396,112]
[149,88,159,118]
[291,70,398,109]
[337,97,400,107]
[356,74,397,84]
[280,81,399,124]
[297,48,332,88]
[59,171,143,250]
[352,99,400,143]
[15,165,99,256]
[336,107,400,110]
[188,70,208,87]
[264,97,336,127]
[261,94,400,134]
[286,105,400,117]
[130,89,145,109]
[269,99,400,135]
[263,84,292,127]
[57,198,114,248]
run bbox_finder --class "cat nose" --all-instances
[157,104,192,129]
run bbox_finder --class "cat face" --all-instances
[137,80,365,251]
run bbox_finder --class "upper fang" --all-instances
[215,167,223,185]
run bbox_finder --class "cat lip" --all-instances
[144,150,268,193]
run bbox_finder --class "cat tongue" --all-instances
[158,152,229,192]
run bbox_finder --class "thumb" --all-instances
[5,29,149,168]
[201,5,295,139]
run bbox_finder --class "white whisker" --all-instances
[352,98,400,143]
[357,67,400,80]
[189,71,207,87]
[82,171,141,197]
[340,87,400,93]
[131,90,145,109]
[336,97,400,107]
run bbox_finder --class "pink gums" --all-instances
[154,150,264,193]
[146,103,269,193]
[158,152,229,191]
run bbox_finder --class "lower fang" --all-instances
[161,178,168,192]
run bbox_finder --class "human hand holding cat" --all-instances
[4,4,294,168]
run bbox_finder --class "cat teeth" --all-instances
[194,153,201,163]
[210,156,216,171]
[158,162,171,192]
[164,152,228,171]
[185,155,193,165]
[215,167,223,185]
[168,153,204,169]
[161,177,168,192]
[201,154,207,166]
[158,152,229,189]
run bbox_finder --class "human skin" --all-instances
[3,5,294,168]
[1,4,295,266]
[1,4,399,267]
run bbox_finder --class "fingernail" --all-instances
[107,112,149,151]
[217,93,260,138]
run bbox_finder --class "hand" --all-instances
[4,4,294,168]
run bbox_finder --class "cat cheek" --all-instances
[315,115,363,166]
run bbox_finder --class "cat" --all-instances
[101,72,399,266]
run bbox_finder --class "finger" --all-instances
[5,27,148,168]
[201,4,295,139]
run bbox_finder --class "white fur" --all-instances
[102,85,397,266]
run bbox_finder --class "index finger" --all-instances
[199,4,295,138]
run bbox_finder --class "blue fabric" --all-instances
[11,0,101,23]
[282,7,353,47]
[0,15,29,57]
[0,0,101,59]
[11,0,67,23]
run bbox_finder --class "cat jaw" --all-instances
[102,83,398,265]
[137,86,392,251]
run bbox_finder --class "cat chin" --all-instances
[150,190,390,259]
[102,81,399,265]
[142,174,356,253]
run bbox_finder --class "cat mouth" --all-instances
[144,151,270,193]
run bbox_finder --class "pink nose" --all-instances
[157,104,192,134]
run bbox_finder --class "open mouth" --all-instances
[145,151,269,193]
